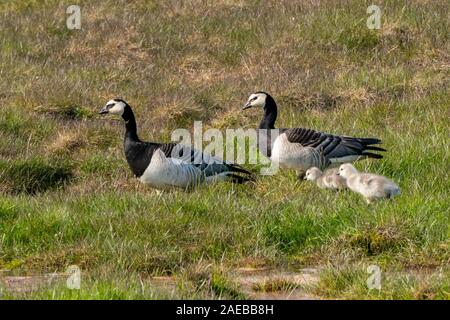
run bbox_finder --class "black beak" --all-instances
[99,107,108,114]
[242,102,252,110]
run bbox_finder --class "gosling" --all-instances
[337,163,400,203]
[305,167,347,190]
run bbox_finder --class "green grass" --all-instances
[314,266,450,300]
[0,0,449,299]
[0,158,73,194]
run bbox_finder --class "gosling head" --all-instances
[99,99,129,116]
[242,92,269,110]
[305,167,322,181]
[337,163,358,178]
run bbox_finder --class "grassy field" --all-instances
[0,0,449,299]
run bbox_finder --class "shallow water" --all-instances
[232,267,320,300]
[0,267,321,299]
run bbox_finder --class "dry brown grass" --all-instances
[46,131,85,154]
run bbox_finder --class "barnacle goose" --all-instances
[99,99,253,190]
[337,163,400,203]
[242,92,385,178]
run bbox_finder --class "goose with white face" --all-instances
[99,99,126,116]
[243,92,267,110]
[96,98,254,190]
[241,91,385,180]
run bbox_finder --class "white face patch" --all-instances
[105,99,126,116]
[246,93,267,108]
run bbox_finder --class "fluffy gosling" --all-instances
[337,163,400,203]
[305,167,347,190]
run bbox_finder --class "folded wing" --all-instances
[155,143,254,183]
[282,128,385,163]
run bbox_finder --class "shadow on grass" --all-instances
[0,157,73,194]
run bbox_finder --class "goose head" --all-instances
[99,99,129,116]
[242,92,270,110]
[243,91,277,129]
[337,163,358,178]
[305,167,322,181]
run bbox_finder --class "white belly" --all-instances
[270,134,325,171]
[139,153,203,190]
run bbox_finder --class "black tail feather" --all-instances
[364,145,387,152]
[359,137,382,145]
[362,152,384,159]
[227,164,253,176]
[226,173,255,184]
[225,163,256,183]
[339,136,385,160]
[360,137,385,158]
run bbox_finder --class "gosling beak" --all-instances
[99,106,109,114]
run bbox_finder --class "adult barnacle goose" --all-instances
[242,92,385,178]
[99,99,253,190]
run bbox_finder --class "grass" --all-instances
[0,158,73,194]
[0,0,449,299]
[314,266,450,300]
[252,278,299,293]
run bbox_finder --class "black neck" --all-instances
[122,105,140,141]
[258,94,277,130]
